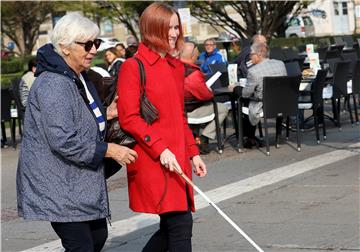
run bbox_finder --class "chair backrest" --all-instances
[316,46,328,60]
[325,49,342,60]
[10,78,25,119]
[334,36,345,46]
[282,48,299,62]
[325,57,341,74]
[262,75,301,118]
[341,50,358,77]
[342,35,354,48]
[332,61,350,98]
[209,63,229,87]
[285,61,301,76]
[311,69,327,109]
[1,88,13,121]
[269,47,286,61]
[352,60,360,94]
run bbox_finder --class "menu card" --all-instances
[227,64,238,86]
[306,44,314,55]
[308,52,321,75]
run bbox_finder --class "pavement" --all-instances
[1,111,360,252]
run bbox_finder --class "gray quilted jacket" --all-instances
[16,44,109,222]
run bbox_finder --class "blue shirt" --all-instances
[198,48,227,75]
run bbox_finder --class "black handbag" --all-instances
[105,57,159,147]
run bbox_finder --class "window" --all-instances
[334,2,339,15]
[302,16,313,26]
[342,2,348,15]
[289,17,300,26]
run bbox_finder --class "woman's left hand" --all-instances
[192,155,207,177]
[106,96,118,120]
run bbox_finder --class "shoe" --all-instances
[243,137,256,149]
[199,135,210,154]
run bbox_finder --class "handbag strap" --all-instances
[133,57,146,95]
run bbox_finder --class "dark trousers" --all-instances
[142,211,193,252]
[51,218,108,252]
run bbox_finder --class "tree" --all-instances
[96,1,152,42]
[188,1,310,39]
[1,1,55,56]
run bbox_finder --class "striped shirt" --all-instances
[79,74,105,134]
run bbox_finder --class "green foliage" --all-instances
[1,58,25,74]
[1,72,23,89]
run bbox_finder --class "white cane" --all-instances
[176,170,264,252]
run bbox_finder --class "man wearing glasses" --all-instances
[198,38,227,75]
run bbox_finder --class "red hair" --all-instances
[139,2,184,53]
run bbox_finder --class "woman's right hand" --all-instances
[160,148,182,174]
[105,143,138,166]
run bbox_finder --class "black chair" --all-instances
[324,61,351,130]
[283,48,299,62]
[269,47,286,61]
[262,75,302,155]
[316,46,328,61]
[342,35,356,49]
[334,36,345,47]
[285,61,302,76]
[1,88,17,148]
[298,70,328,143]
[341,50,358,78]
[325,49,342,61]
[350,60,360,124]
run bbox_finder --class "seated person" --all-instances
[115,42,126,59]
[233,34,267,78]
[181,42,229,154]
[241,42,287,148]
[19,58,37,108]
[198,38,227,75]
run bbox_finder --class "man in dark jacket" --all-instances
[233,35,267,78]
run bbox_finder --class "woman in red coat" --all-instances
[117,2,207,251]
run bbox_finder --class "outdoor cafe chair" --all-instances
[323,61,351,130]
[349,60,360,124]
[298,69,328,143]
[236,75,301,156]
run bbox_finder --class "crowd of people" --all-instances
[14,2,279,251]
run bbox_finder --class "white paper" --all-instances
[227,64,238,86]
[206,71,222,88]
[308,52,321,75]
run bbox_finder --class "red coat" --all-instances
[117,43,199,214]
[183,62,214,102]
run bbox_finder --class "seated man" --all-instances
[198,38,227,75]
[241,42,287,148]
[181,42,229,154]
[233,34,267,78]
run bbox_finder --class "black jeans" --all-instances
[51,218,108,252]
[142,211,193,252]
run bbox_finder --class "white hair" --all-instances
[51,12,99,56]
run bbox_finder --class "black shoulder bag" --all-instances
[104,57,159,178]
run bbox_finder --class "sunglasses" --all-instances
[75,39,102,52]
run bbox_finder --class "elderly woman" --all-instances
[16,13,137,251]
